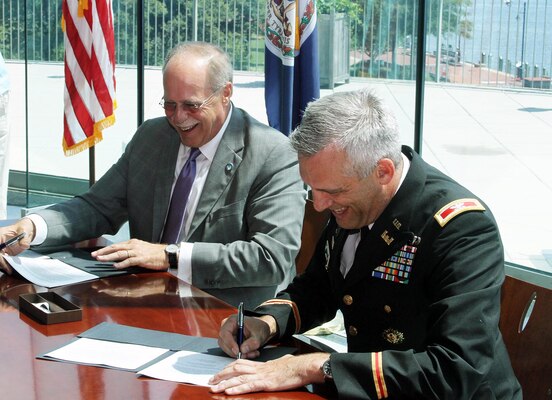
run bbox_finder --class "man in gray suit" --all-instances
[0,42,306,308]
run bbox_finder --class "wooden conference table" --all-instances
[0,270,330,400]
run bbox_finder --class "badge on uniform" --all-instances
[382,328,405,344]
[324,228,340,271]
[371,244,417,284]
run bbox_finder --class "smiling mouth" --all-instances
[177,123,198,132]
[332,207,347,215]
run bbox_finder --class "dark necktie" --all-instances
[162,148,201,243]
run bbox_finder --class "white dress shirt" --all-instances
[174,107,232,283]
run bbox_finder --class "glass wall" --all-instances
[1,0,551,276]
[419,0,552,275]
[1,0,138,206]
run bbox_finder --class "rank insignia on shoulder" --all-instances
[434,198,485,227]
[382,328,405,344]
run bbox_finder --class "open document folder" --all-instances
[2,248,147,288]
[39,322,296,386]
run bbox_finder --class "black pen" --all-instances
[0,232,26,251]
[237,301,244,359]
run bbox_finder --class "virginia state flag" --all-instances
[265,0,319,136]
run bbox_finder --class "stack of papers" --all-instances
[3,252,97,288]
[2,248,142,288]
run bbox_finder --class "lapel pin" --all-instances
[324,241,330,270]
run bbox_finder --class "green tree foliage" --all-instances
[0,0,265,70]
[317,0,472,79]
[0,0,472,78]
[0,0,64,61]
[317,0,362,24]
[427,0,473,39]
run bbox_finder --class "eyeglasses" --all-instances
[159,86,223,115]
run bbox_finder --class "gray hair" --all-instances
[289,88,402,178]
[163,41,233,91]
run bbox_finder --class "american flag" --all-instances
[61,0,116,156]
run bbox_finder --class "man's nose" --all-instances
[171,104,191,121]
[311,191,332,212]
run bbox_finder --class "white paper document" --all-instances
[2,253,97,288]
[43,338,169,370]
[138,350,233,386]
[302,332,348,353]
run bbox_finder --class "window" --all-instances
[2,0,550,276]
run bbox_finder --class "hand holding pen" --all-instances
[216,307,276,360]
[0,232,26,251]
[0,220,34,274]
[0,232,27,274]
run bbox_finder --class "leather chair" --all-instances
[499,274,552,399]
[295,198,330,275]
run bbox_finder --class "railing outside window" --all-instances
[1,0,550,89]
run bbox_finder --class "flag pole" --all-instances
[137,0,144,126]
[89,146,95,187]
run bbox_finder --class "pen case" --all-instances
[19,292,82,324]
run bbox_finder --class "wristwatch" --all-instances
[321,358,333,380]
[164,244,180,269]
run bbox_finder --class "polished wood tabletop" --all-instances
[0,271,328,400]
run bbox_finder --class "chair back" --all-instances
[295,199,330,275]
[499,274,552,399]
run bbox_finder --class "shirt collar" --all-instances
[394,152,410,196]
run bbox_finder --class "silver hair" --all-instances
[162,41,233,91]
[289,88,402,178]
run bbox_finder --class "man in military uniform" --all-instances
[210,89,522,399]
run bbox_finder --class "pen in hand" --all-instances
[237,301,244,359]
[0,232,26,251]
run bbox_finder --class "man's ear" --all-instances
[222,82,233,104]
[375,158,395,185]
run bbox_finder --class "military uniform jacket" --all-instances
[255,146,522,399]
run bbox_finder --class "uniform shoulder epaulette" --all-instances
[434,198,485,227]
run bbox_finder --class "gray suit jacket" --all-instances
[34,107,306,308]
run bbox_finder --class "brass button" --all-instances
[343,295,353,306]
[384,305,392,313]
[348,325,358,336]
